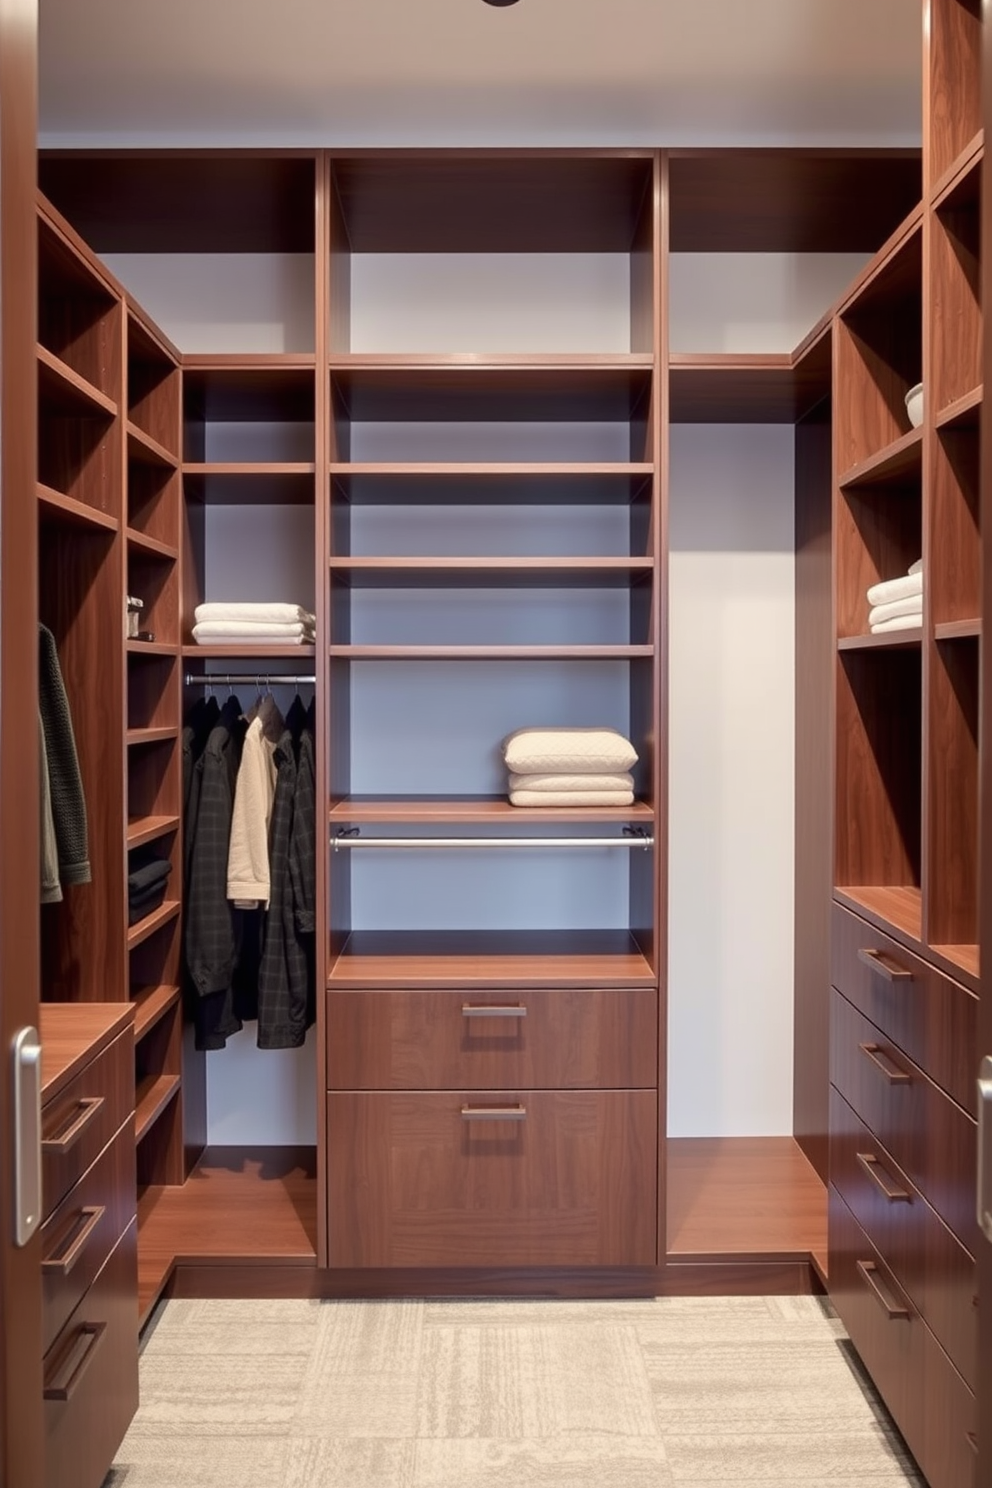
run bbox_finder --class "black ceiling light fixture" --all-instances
[482,0,521,7]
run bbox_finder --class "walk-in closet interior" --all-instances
[14,0,990,1485]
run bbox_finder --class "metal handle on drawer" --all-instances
[41,1096,104,1154]
[856,1152,910,1203]
[41,1206,106,1277]
[858,947,913,982]
[461,1104,527,1121]
[461,1004,528,1019]
[859,1043,911,1085]
[856,1260,910,1320]
[43,1320,107,1402]
[978,1055,992,1241]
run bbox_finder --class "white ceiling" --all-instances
[39,0,922,149]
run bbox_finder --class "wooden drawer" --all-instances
[327,1089,657,1268]
[828,1185,927,1473]
[919,1325,976,1488]
[326,987,658,1090]
[829,1085,976,1390]
[42,1029,133,1220]
[830,990,978,1255]
[831,903,976,1112]
[41,1121,136,1355]
[43,1220,139,1488]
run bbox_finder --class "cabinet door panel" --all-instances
[327,1090,657,1268]
[326,987,658,1090]
[919,1324,976,1488]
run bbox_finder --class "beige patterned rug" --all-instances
[106,1295,923,1487]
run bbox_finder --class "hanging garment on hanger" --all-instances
[227,696,284,909]
[38,622,90,897]
[256,716,316,1049]
[39,715,61,904]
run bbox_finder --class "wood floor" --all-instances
[137,1137,828,1324]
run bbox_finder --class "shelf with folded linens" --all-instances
[328,796,655,824]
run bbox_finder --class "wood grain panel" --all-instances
[931,425,980,626]
[41,1029,134,1219]
[326,1090,657,1268]
[38,1003,133,1102]
[928,638,979,950]
[931,181,981,412]
[920,1324,977,1488]
[835,480,922,638]
[831,901,977,1112]
[831,990,978,1255]
[327,929,656,989]
[326,988,657,1091]
[927,0,982,190]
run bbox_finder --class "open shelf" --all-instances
[327,929,655,989]
[37,343,117,418]
[668,341,832,425]
[936,618,981,639]
[127,639,176,657]
[126,526,178,562]
[182,643,316,660]
[838,427,923,490]
[37,482,118,533]
[127,726,179,747]
[127,899,181,949]
[126,814,180,850]
[127,420,178,470]
[330,463,653,505]
[837,629,923,651]
[329,557,654,589]
[329,795,654,825]
[328,644,654,660]
[935,385,982,429]
[183,463,317,505]
[135,1072,181,1145]
[834,885,923,944]
[931,944,979,979]
[132,984,182,1043]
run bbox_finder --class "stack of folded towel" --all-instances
[127,854,171,926]
[867,560,923,634]
[502,727,638,807]
[192,602,316,645]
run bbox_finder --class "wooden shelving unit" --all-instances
[132,983,182,1042]
[329,795,655,824]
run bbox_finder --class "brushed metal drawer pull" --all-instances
[858,947,913,982]
[856,1259,910,1321]
[461,1004,528,1019]
[42,1206,106,1277]
[461,1104,527,1121]
[42,1096,104,1155]
[859,1043,911,1085]
[856,1152,910,1203]
[44,1320,107,1402]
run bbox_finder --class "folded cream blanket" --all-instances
[509,772,634,794]
[195,603,316,626]
[866,569,923,608]
[509,788,635,807]
[868,594,923,626]
[192,620,315,642]
[870,613,924,634]
[503,727,637,775]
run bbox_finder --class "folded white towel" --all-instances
[866,570,923,608]
[509,788,635,807]
[192,620,315,642]
[908,559,923,576]
[194,603,316,626]
[868,594,923,627]
[508,772,635,794]
[869,614,924,634]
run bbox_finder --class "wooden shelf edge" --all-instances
[182,352,317,370]
[37,343,118,417]
[183,461,317,477]
[135,1073,181,1144]
[834,886,923,945]
[126,526,180,562]
[127,640,178,657]
[930,130,984,210]
[934,386,982,429]
[127,420,180,469]
[935,618,981,641]
[127,726,179,746]
[127,814,181,850]
[328,795,656,823]
[837,629,922,651]
[37,482,119,533]
[328,645,654,659]
[133,984,182,1043]
[929,944,979,981]
[838,426,923,489]
[181,643,316,659]
[328,352,656,371]
[127,899,181,949]
[329,461,654,477]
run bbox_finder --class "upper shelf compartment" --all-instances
[926,0,982,194]
[38,209,121,402]
[327,153,657,358]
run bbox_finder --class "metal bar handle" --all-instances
[41,1096,104,1155]
[42,1206,106,1277]
[856,1152,911,1203]
[43,1321,107,1402]
[978,1055,992,1241]
[858,947,913,982]
[12,1027,42,1246]
[859,1043,911,1086]
[856,1260,910,1320]
[462,1004,528,1019]
[334,836,654,851]
[461,1104,527,1121]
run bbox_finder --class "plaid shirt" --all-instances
[257,726,315,1048]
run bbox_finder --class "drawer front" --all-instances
[831,903,976,1112]
[327,987,658,1091]
[919,1325,976,1488]
[829,1085,976,1390]
[828,1185,926,1472]
[41,1121,136,1355]
[327,1089,657,1268]
[44,1220,139,1488]
[831,990,978,1255]
[42,1029,133,1219]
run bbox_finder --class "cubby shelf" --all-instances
[126,899,181,949]
[132,984,182,1043]
[667,344,832,424]
[127,421,179,469]
[37,482,118,533]
[135,1072,181,1144]
[37,343,117,418]
[329,463,654,505]
[126,814,180,850]
[183,463,317,505]
[838,427,923,490]
[126,526,179,562]
[935,386,983,429]
[126,639,177,657]
[328,795,655,824]
[127,726,179,746]
[328,557,654,589]
[837,630,923,651]
[935,618,981,639]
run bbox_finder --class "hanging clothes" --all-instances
[257,714,316,1049]
[38,622,90,901]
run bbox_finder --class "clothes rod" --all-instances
[184,673,316,687]
[332,835,654,852]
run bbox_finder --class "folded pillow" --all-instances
[502,728,637,775]
[194,603,316,626]
[509,787,635,808]
[508,772,634,794]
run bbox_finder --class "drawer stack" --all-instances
[828,905,978,1488]
[326,986,659,1268]
[39,1006,139,1488]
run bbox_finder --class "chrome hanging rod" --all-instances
[184,673,316,688]
[332,830,653,852]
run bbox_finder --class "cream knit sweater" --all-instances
[227,716,278,907]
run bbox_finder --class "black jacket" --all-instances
[257,727,314,1048]
[39,623,90,889]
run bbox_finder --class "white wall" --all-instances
[668,424,795,1136]
[669,252,868,353]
